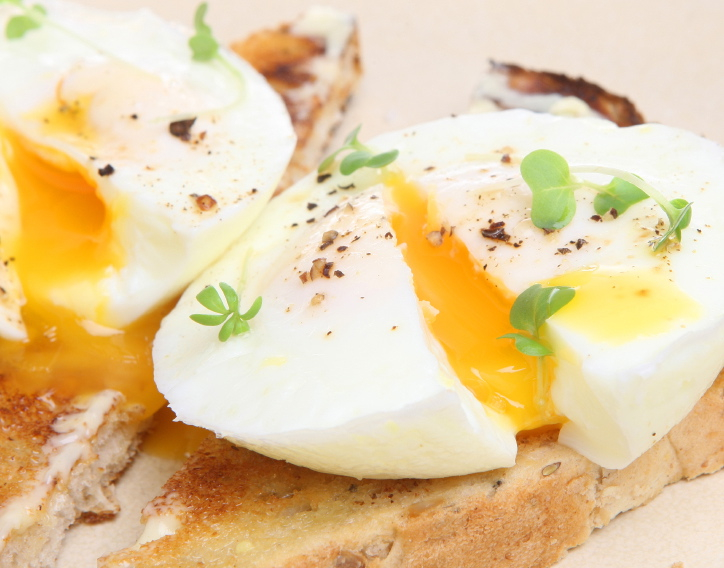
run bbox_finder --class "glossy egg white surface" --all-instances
[155,110,724,478]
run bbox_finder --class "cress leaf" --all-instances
[530,285,574,332]
[521,150,579,230]
[509,284,575,336]
[189,2,218,61]
[190,313,229,326]
[189,33,217,61]
[234,318,250,335]
[508,284,545,336]
[339,150,373,175]
[530,185,577,230]
[239,295,263,320]
[670,198,692,232]
[191,284,261,341]
[218,316,236,342]
[537,285,576,324]
[654,199,693,251]
[193,1,212,34]
[499,333,553,357]
[219,281,239,313]
[593,177,648,216]
[6,14,40,38]
[342,124,362,148]
[365,149,400,169]
[318,125,398,175]
[520,149,573,193]
[317,151,341,173]
[195,285,228,314]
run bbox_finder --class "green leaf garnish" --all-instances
[161,2,245,122]
[520,149,693,252]
[318,125,399,175]
[592,177,648,216]
[340,150,373,175]
[4,1,245,123]
[498,333,552,357]
[188,2,219,61]
[503,283,575,343]
[365,149,400,169]
[655,198,692,250]
[190,282,261,342]
[499,284,575,410]
[194,283,228,313]
[190,313,228,326]
[3,1,46,39]
[519,150,578,230]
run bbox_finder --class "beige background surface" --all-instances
[59,0,724,566]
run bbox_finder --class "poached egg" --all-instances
[0,0,295,413]
[156,110,724,479]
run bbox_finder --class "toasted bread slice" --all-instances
[471,61,644,127]
[0,7,361,568]
[99,370,724,568]
[99,64,720,567]
[0,389,144,568]
[232,6,361,193]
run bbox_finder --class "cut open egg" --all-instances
[155,110,724,478]
[0,0,295,414]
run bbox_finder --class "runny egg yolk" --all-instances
[0,99,166,418]
[387,175,702,433]
[544,268,702,344]
[387,175,559,431]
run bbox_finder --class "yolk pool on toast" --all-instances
[0,0,297,461]
[0,118,166,417]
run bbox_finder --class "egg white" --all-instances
[155,110,724,478]
[0,0,295,335]
[0,153,24,340]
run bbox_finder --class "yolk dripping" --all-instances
[387,175,561,431]
[0,110,166,417]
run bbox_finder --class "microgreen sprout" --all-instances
[520,149,692,252]
[188,2,218,61]
[499,284,575,357]
[2,1,245,122]
[175,2,245,119]
[2,0,45,39]
[499,284,575,409]
[2,0,120,59]
[190,282,262,342]
[318,125,399,176]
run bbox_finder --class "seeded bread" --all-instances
[0,388,145,568]
[98,369,724,568]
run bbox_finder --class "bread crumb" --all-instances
[671,562,685,568]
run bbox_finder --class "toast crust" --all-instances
[0,388,145,568]
[99,369,724,568]
[232,8,362,193]
[473,61,645,127]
